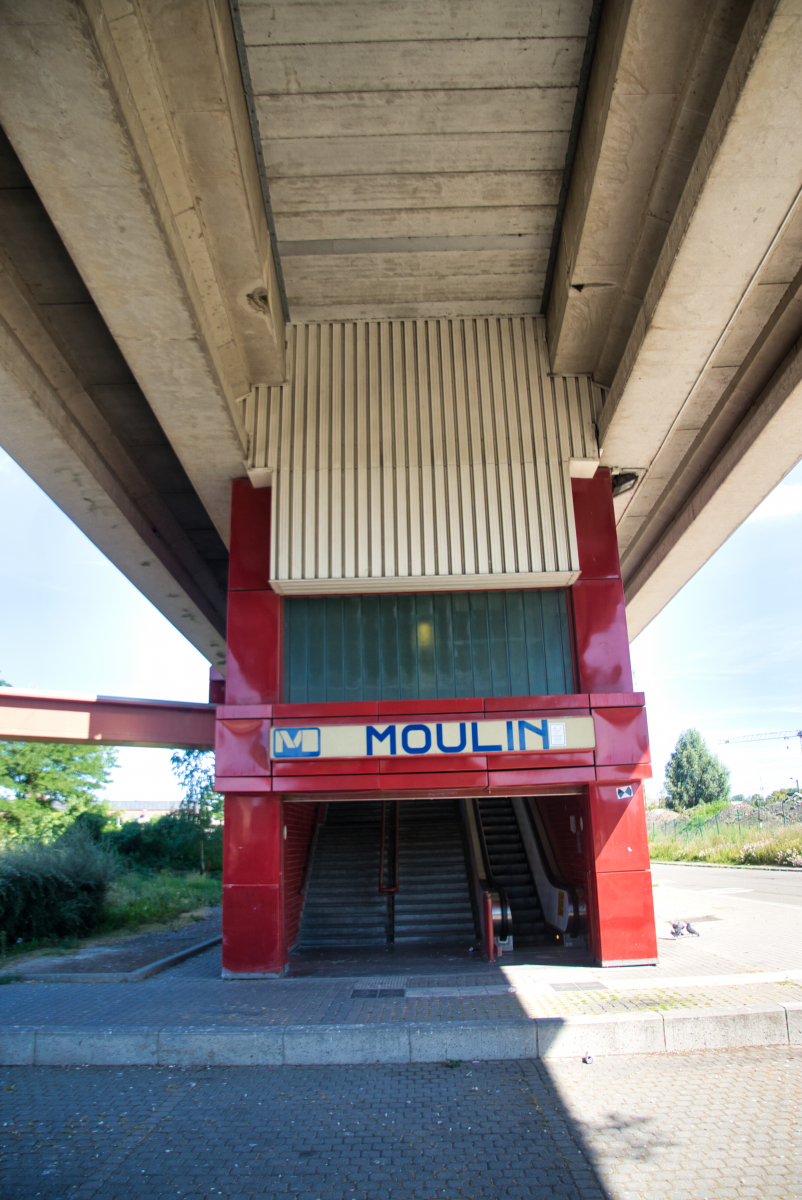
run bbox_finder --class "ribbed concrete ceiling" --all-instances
[239,0,593,321]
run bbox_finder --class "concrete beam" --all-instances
[589,0,802,633]
[547,0,749,379]
[625,328,802,638]
[0,689,215,749]
[599,0,800,468]
[0,0,285,543]
[0,239,229,666]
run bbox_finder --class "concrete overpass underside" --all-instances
[1,0,802,650]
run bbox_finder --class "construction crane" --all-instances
[719,730,802,747]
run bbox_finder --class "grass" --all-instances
[0,869,222,963]
[98,869,222,932]
[649,824,802,866]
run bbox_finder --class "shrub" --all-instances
[0,829,118,943]
[106,812,222,873]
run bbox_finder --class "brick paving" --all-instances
[1,1047,799,1198]
[2,950,801,1031]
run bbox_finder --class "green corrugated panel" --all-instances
[282,590,575,703]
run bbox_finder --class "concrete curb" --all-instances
[15,935,222,985]
[1,1003,800,1066]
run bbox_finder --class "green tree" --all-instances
[664,729,730,810]
[0,741,116,841]
[169,749,220,872]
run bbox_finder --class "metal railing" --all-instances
[378,800,399,895]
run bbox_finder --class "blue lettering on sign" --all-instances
[471,722,502,753]
[518,719,549,751]
[273,727,321,758]
[366,725,396,756]
[436,723,466,753]
[402,724,431,754]
[506,721,514,751]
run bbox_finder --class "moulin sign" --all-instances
[270,717,596,760]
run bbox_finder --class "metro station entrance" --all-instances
[296,797,584,955]
[216,398,659,978]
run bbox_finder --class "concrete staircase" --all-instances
[298,799,477,947]
[393,800,477,944]
[298,802,388,946]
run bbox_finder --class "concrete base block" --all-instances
[782,1003,802,1045]
[157,1028,283,1067]
[35,1028,158,1066]
[283,1024,410,1065]
[663,1006,788,1053]
[538,1011,665,1059]
[410,1020,537,1063]
[0,1027,36,1065]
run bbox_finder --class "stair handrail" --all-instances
[378,800,399,895]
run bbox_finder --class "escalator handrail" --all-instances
[471,798,511,943]
[521,799,582,936]
[378,799,400,895]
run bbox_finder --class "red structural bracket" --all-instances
[0,688,215,749]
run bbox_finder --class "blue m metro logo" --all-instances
[272,727,321,758]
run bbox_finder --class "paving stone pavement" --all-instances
[0,1047,799,1199]
[1,951,802,1030]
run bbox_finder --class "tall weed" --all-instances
[0,830,118,942]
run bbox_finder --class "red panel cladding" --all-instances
[209,668,225,705]
[272,774,380,793]
[215,719,270,777]
[486,752,594,770]
[590,693,645,708]
[215,776,272,793]
[488,767,596,789]
[379,771,488,791]
[571,470,620,578]
[226,589,282,704]
[593,706,650,767]
[593,871,658,964]
[379,756,487,774]
[484,695,590,712]
[229,478,272,591]
[223,794,281,885]
[283,801,317,952]
[273,702,379,719]
[532,794,589,888]
[595,763,652,782]
[222,884,283,975]
[572,578,633,693]
[377,698,484,716]
[587,783,650,872]
[271,758,377,776]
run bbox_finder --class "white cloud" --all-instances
[747,481,802,521]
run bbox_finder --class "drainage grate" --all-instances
[351,987,406,998]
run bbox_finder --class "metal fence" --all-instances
[649,799,802,840]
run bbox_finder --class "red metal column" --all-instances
[221,479,286,976]
[571,471,657,965]
[222,793,284,976]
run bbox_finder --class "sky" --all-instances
[0,445,801,806]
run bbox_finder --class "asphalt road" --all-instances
[651,860,802,907]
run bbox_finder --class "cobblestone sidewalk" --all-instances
[1,1048,799,1199]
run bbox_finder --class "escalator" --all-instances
[298,799,477,948]
[476,797,548,945]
